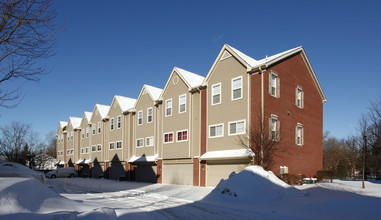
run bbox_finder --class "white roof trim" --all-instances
[200,148,254,161]
[76,159,90,165]
[128,154,158,163]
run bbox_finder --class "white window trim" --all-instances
[163,132,174,144]
[86,127,89,138]
[269,114,280,141]
[91,145,97,152]
[98,122,101,134]
[110,118,114,131]
[296,86,304,109]
[147,108,153,123]
[86,147,90,154]
[116,140,122,149]
[165,99,173,117]
[211,83,222,106]
[97,144,102,152]
[109,142,115,150]
[296,123,304,146]
[138,110,143,125]
[209,123,224,138]
[117,115,121,129]
[178,94,187,114]
[228,119,246,136]
[146,136,154,147]
[81,148,84,154]
[81,129,84,139]
[231,76,243,101]
[92,124,96,135]
[269,71,280,98]
[136,138,144,148]
[176,129,189,142]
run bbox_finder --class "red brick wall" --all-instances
[193,158,199,186]
[252,53,323,177]
[156,159,163,183]
[200,89,207,186]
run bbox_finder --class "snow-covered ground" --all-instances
[1,166,381,219]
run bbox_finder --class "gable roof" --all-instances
[144,85,162,101]
[68,117,82,129]
[160,67,204,99]
[204,44,326,102]
[59,121,67,129]
[109,95,137,114]
[175,67,205,88]
[83,112,92,122]
[91,104,110,122]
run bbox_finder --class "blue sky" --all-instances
[0,0,380,140]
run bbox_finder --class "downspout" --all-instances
[259,66,265,167]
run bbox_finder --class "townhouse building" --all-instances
[129,84,162,182]
[56,44,325,186]
[106,95,136,180]
[64,117,82,167]
[76,111,92,176]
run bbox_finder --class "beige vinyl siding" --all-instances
[134,89,156,158]
[206,54,249,152]
[65,122,75,166]
[79,117,91,161]
[56,126,65,162]
[90,109,104,163]
[162,72,191,159]
[107,100,124,162]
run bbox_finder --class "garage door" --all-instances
[206,163,246,187]
[135,164,157,183]
[163,163,193,185]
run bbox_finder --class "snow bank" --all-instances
[0,178,77,214]
[77,207,116,220]
[205,165,303,203]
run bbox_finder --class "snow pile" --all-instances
[77,207,116,220]
[206,165,303,203]
[0,178,77,214]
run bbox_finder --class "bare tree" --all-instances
[0,121,33,164]
[240,115,285,170]
[0,0,58,108]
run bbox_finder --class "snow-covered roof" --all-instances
[95,104,110,119]
[144,85,162,101]
[55,161,65,165]
[83,112,92,122]
[128,154,158,163]
[69,117,82,129]
[76,159,91,165]
[115,95,137,112]
[226,44,302,69]
[200,149,254,161]
[59,121,67,129]
[175,67,205,88]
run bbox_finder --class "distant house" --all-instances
[56,44,326,186]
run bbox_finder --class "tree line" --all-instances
[0,121,57,167]
[323,97,381,179]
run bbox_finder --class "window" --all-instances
[86,147,89,154]
[164,132,174,143]
[296,86,304,108]
[86,128,89,138]
[146,137,154,147]
[97,144,102,151]
[232,77,242,100]
[109,142,115,150]
[81,148,84,154]
[110,118,114,131]
[116,141,122,149]
[229,120,245,135]
[71,131,73,140]
[58,138,60,144]
[179,94,186,113]
[269,115,280,141]
[67,150,70,155]
[60,135,63,142]
[269,72,280,98]
[165,99,172,117]
[92,124,96,135]
[117,116,121,129]
[280,166,289,175]
[81,129,84,139]
[147,108,153,123]
[177,130,188,142]
[70,149,73,155]
[67,134,69,141]
[212,83,221,105]
[92,145,96,152]
[138,111,143,125]
[209,124,224,138]
[98,122,101,134]
[136,138,144,148]
[296,123,304,146]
